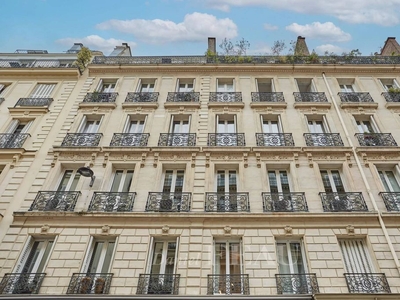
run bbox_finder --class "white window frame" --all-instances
[378,167,400,193]
[147,239,179,275]
[261,115,283,133]
[123,115,146,134]
[109,169,134,193]
[256,79,275,93]
[217,79,234,92]
[176,79,195,92]
[138,79,156,92]
[29,83,56,98]
[77,115,103,134]
[169,115,191,134]
[276,239,308,274]
[96,79,117,93]
[56,169,81,191]
[355,117,379,134]
[379,79,400,92]
[216,115,236,133]
[267,170,291,194]
[296,78,316,92]
[6,120,33,134]
[81,237,117,274]
[162,169,185,193]
[339,84,355,93]
[307,116,330,133]
[339,239,374,274]
[320,169,346,193]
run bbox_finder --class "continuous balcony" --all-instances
[338,92,375,103]
[66,273,113,294]
[87,192,136,212]
[146,192,191,212]
[304,133,344,147]
[382,92,400,103]
[61,133,102,147]
[0,273,45,294]
[251,92,285,103]
[355,133,397,146]
[0,133,29,148]
[136,274,180,295]
[255,133,294,146]
[82,92,118,103]
[207,274,249,295]
[29,191,81,212]
[14,97,53,107]
[379,192,400,211]
[166,92,200,102]
[208,133,245,146]
[209,92,242,103]
[320,192,368,212]
[0,59,76,68]
[275,273,319,294]
[125,92,159,103]
[205,192,250,212]
[262,192,308,212]
[158,133,196,146]
[110,133,149,147]
[344,273,391,293]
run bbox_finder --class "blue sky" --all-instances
[1,0,400,56]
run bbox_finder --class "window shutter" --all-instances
[6,120,20,134]
[20,120,33,134]
[339,239,373,273]
[14,236,34,273]
[30,84,55,98]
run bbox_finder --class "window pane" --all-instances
[331,171,345,193]
[110,171,123,192]
[37,241,53,273]
[290,242,305,273]
[121,171,134,193]
[276,243,290,274]
[150,242,164,274]
[163,171,173,193]
[165,242,176,274]
[320,171,333,193]
[215,243,226,275]
[229,171,237,193]
[268,171,278,193]
[58,170,73,191]
[280,171,290,193]
[229,243,241,274]
[101,242,115,273]
[387,171,400,192]
[88,242,104,273]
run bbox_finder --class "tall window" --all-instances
[296,78,315,92]
[339,239,374,274]
[177,79,194,92]
[380,79,399,92]
[78,116,102,134]
[29,83,56,98]
[307,117,329,134]
[160,170,184,211]
[320,170,345,193]
[256,78,274,92]
[217,115,236,134]
[268,170,290,194]
[170,115,190,134]
[124,116,146,134]
[216,170,238,212]
[339,84,355,93]
[139,80,156,92]
[97,80,117,93]
[57,170,81,191]
[84,240,115,275]
[110,170,133,193]
[217,79,234,92]
[379,169,400,193]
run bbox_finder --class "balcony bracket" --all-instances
[191,153,196,168]
[293,153,299,168]
[243,152,248,168]
[307,153,313,168]
[103,152,109,168]
[141,153,147,168]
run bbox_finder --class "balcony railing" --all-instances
[275,274,319,294]
[0,59,76,68]
[344,273,391,293]
[379,192,400,211]
[293,92,328,102]
[14,98,53,107]
[355,133,397,146]
[0,133,29,148]
[251,92,285,102]
[338,92,374,103]
[67,273,113,294]
[137,274,180,295]
[209,92,242,102]
[125,92,159,103]
[304,133,344,147]
[208,133,245,146]
[262,192,308,212]
[146,192,191,212]
[205,192,250,212]
[110,133,149,147]
[320,192,368,212]
[256,133,294,146]
[87,192,136,212]
[29,191,81,212]
[0,273,45,294]
[166,92,200,102]
[82,92,118,103]
[61,133,102,147]
[382,92,400,102]
[207,274,249,295]
[158,133,196,146]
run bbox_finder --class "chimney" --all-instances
[379,37,400,55]
[208,37,216,54]
[294,36,310,56]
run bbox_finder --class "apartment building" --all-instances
[0,37,400,299]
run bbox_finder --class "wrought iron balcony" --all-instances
[207,274,249,295]
[251,92,285,102]
[262,192,308,212]
[382,92,400,102]
[67,273,113,294]
[166,92,200,102]
[379,192,400,211]
[256,133,294,146]
[344,273,391,293]
[158,133,196,146]
[14,98,53,107]
[146,192,191,212]
[205,192,250,212]
[61,133,102,147]
[320,192,368,212]
[29,191,81,212]
[110,133,149,147]
[304,133,344,146]
[355,133,397,146]
[83,92,118,103]
[0,133,29,148]
[293,92,328,102]
[338,92,374,103]
[275,273,319,294]
[125,92,159,103]
[0,59,76,68]
[208,133,245,146]
[88,192,136,212]
[0,273,45,294]
[137,274,180,295]
[209,92,242,102]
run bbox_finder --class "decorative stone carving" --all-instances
[51,152,59,168]
[256,153,261,168]
[103,152,109,168]
[191,153,196,168]
[101,225,110,235]
[205,153,210,168]
[153,152,159,168]
[293,153,299,168]
[141,153,147,168]
[224,226,232,235]
[162,225,170,235]
[284,225,293,236]
[40,224,50,234]
[346,225,355,235]
[243,153,248,168]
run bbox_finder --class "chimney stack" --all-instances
[294,36,310,56]
[208,37,216,54]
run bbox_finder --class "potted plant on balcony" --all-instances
[80,276,92,294]
[94,277,106,294]
[388,87,400,93]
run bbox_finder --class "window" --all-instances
[380,78,399,92]
[57,170,81,191]
[339,239,374,274]
[320,170,345,193]
[355,118,377,133]
[261,116,282,134]
[217,115,236,133]
[0,120,33,148]
[29,84,56,98]
[379,169,400,193]
[78,116,102,134]
[160,170,184,211]
[296,78,315,92]
[139,79,156,92]
[307,117,329,134]
[177,79,194,92]
[339,84,355,93]
[124,115,146,134]
[217,79,234,92]
[268,170,290,194]
[110,170,133,193]
[84,240,115,275]
[0,84,9,96]
[256,79,274,92]
[170,115,190,134]
[97,80,116,93]
[216,170,237,212]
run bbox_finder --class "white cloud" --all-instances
[286,22,351,42]
[96,12,238,44]
[315,44,346,55]
[263,23,278,31]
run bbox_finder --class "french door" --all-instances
[216,170,237,212]
[161,170,184,211]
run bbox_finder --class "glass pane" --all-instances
[128,120,144,133]
[175,171,184,193]
[88,242,104,273]
[163,171,173,193]
[101,241,115,273]
[379,171,391,192]
[227,121,235,133]
[121,171,134,193]
[215,243,226,275]
[331,171,345,193]
[268,171,278,193]
[290,243,305,273]
[58,170,73,191]
[150,242,163,274]
[165,242,176,274]
[217,121,225,133]
[229,171,237,193]
[37,241,53,274]
[229,243,241,274]
[69,172,81,191]
[386,171,400,192]
[217,171,225,193]
[110,171,123,192]
[276,243,290,274]
[320,171,333,193]
[280,171,290,193]
[22,241,42,273]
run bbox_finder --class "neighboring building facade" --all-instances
[0,38,400,299]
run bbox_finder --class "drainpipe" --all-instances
[322,72,400,274]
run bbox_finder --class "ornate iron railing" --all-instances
[110,133,149,147]
[344,273,391,293]
[0,273,45,294]
[61,133,102,147]
[304,133,344,146]
[262,193,308,212]
[205,192,250,212]
[338,92,374,103]
[355,133,397,146]
[382,92,400,102]
[166,92,200,102]
[293,92,328,102]
[320,192,368,212]
[209,92,242,102]
[67,273,113,294]
[251,92,285,102]
[137,274,180,295]
[29,191,81,212]
[0,59,76,68]
[83,92,118,103]
[255,133,294,146]
[379,192,400,211]
[14,98,53,107]
[207,274,249,295]
[0,133,29,148]
[88,192,136,212]
[146,192,191,212]
[125,92,159,103]
[208,133,245,146]
[275,273,319,294]
[158,133,196,146]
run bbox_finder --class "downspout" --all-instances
[322,72,400,274]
